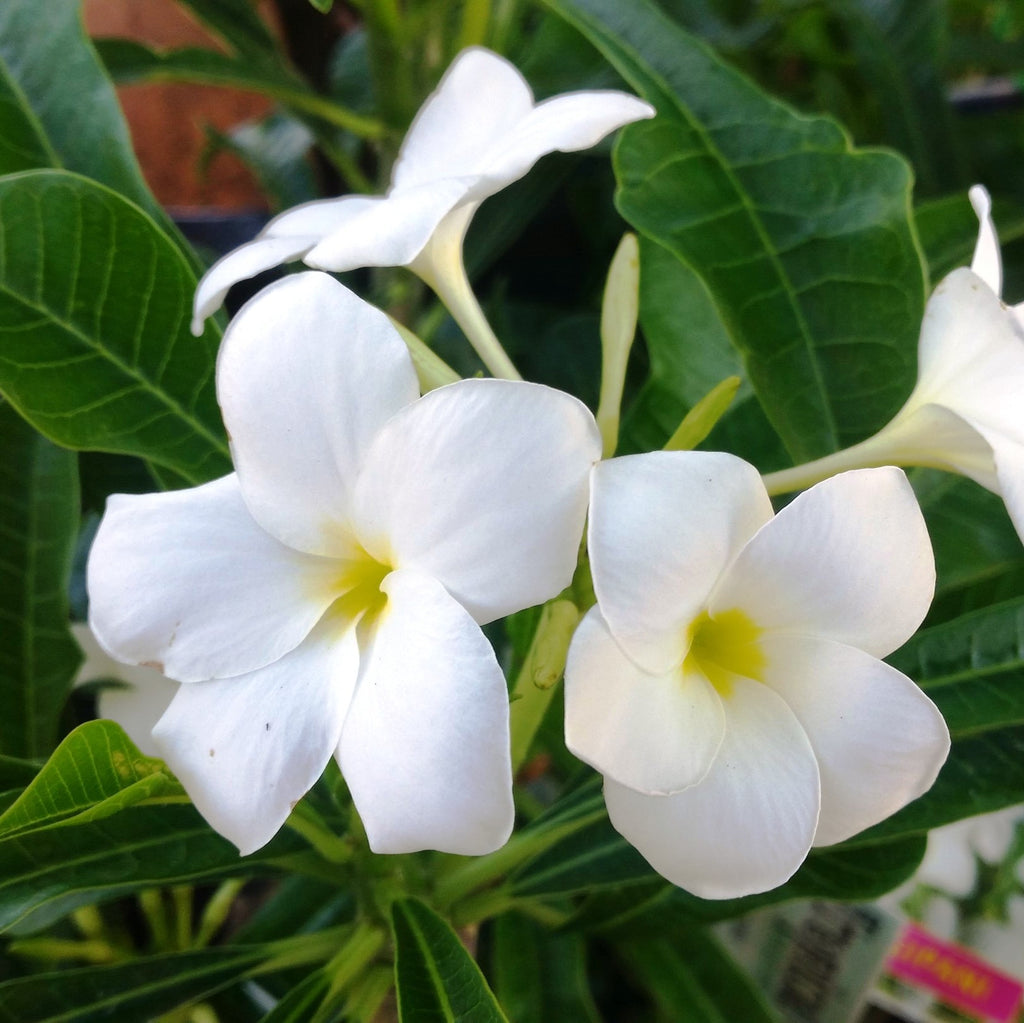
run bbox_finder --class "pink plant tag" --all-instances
[886,922,1023,1023]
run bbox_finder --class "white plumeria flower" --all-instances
[763,185,1024,543]
[89,272,600,857]
[190,46,654,378]
[565,452,950,899]
[71,623,177,757]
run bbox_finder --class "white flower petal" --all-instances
[217,273,419,557]
[604,676,820,899]
[588,451,772,673]
[391,48,535,192]
[353,379,600,624]
[874,402,998,491]
[72,623,177,756]
[969,184,1002,295]
[564,607,724,794]
[190,236,315,336]
[304,179,475,272]
[87,475,341,682]
[915,269,1024,423]
[711,467,934,659]
[758,634,949,846]
[153,617,359,854]
[992,436,1024,541]
[190,196,384,332]
[467,91,655,200]
[338,569,513,855]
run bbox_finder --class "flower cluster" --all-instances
[88,44,1020,903]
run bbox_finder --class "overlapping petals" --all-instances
[90,271,601,855]
[565,453,950,899]
[191,47,654,333]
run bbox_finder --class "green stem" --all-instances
[412,208,522,380]
[508,599,581,771]
[761,429,905,496]
[255,926,354,975]
[194,879,246,949]
[322,922,386,1007]
[9,938,121,964]
[172,886,193,950]
[139,889,172,951]
[344,965,395,1023]
[287,801,354,865]
[434,806,606,909]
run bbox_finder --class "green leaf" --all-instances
[491,912,600,1023]
[95,40,383,140]
[0,721,181,838]
[0,804,303,934]
[890,597,1024,738]
[615,928,780,1023]
[174,0,285,69]
[391,897,508,1023]
[825,0,966,195]
[0,402,80,758]
[546,0,927,461]
[0,170,231,484]
[0,0,182,243]
[206,113,318,213]
[257,970,330,1023]
[0,945,269,1023]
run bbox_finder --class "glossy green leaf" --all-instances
[0,0,179,239]
[615,928,780,1023]
[392,897,508,1023]
[546,0,927,461]
[0,805,303,934]
[0,945,269,1023]
[0,170,231,484]
[0,402,80,758]
[890,597,1024,738]
[0,721,181,839]
[491,912,600,1023]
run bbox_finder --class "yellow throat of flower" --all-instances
[328,548,392,630]
[684,608,765,697]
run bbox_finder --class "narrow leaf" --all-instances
[0,946,268,1023]
[0,721,181,838]
[0,805,303,934]
[616,928,780,1023]
[392,897,508,1023]
[0,402,80,758]
[491,912,600,1023]
[0,171,231,484]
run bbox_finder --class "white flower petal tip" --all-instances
[567,453,949,898]
[90,278,597,855]
[190,47,653,328]
[969,184,1002,296]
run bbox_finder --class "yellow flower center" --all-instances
[327,547,392,630]
[684,608,764,698]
